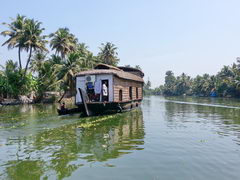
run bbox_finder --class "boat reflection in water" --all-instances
[1,109,144,180]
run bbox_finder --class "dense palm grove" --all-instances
[1,15,240,100]
[146,58,240,97]
[0,15,119,100]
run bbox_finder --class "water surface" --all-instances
[0,96,240,180]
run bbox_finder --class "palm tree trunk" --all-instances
[23,46,33,77]
[58,91,66,103]
[18,47,22,70]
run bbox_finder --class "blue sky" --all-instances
[1,0,240,87]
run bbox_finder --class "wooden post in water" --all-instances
[78,88,90,117]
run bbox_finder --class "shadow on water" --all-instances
[0,105,144,180]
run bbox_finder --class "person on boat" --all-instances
[102,82,108,102]
[60,102,66,111]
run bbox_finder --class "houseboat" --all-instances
[59,64,144,116]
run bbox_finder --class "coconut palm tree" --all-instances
[84,52,99,69]
[1,14,26,70]
[76,43,99,69]
[30,50,47,73]
[49,28,78,59]
[23,18,48,77]
[48,54,63,65]
[77,43,89,56]
[98,42,119,66]
[219,66,234,78]
[35,60,61,98]
[55,52,82,102]
[1,15,47,77]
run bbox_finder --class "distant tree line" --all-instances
[0,14,120,100]
[144,59,240,98]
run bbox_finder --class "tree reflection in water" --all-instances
[164,98,240,145]
[2,109,144,180]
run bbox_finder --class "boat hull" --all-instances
[77,100,142,115]
[57,100,142,116]
[57,108,81,115]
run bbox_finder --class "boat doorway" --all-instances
[101,79,109,102]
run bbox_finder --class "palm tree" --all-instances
[48,54,63,65]
[23,18,48,77]
[35,60,61,97]
[55,52,82,102]
[30,50,47,73]
[77,43,89,56]
[1,14,26,70]
[1,15,47,77]
[98,42,119,66]
[76,43,99,69]
[49,28,78,59]
[84,52,99,69]
[219,66,234,78]
[1,60,20,98]
[4,60,18,74]
[163,71,176,96]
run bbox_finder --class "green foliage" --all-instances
[1,14,26,69]
[143,79,155,95]
[1,14,48,76]
[164,71,176,96]
[49,28,77,59]
[34,58,61,96]
[1,14,119,99]
[143,78,164,96]
[98,42,119,66]
[152,85,164,95]
[162,59,240,97]
[29,43,99,98]
[0,60,36,98]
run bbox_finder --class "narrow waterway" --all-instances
[0,96,240,180]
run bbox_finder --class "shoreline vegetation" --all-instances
[0,14,141,106]
[144,58,240,98]
[1,15,240,106]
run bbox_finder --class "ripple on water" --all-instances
[1,98,240,180]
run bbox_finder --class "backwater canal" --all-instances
[0,96,240,180]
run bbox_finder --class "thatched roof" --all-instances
[94,64,121,71]
[76,64,144,83]
[118,66,144,78]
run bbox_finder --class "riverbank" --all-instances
[0,96,34,106]
[0,96,75,106]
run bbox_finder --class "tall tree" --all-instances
[49,28,78,59]
[98,42,119,66]
[77,43,89,56]
[55,52,82,102]
[30,50,47,74]
[163,71,176,96]
[23,18,48,77]
[1,14,26,70]
[83,52,98,69]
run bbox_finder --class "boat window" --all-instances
[129,87,132,100]
[119,90,122,101]
[136,87,138,99]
